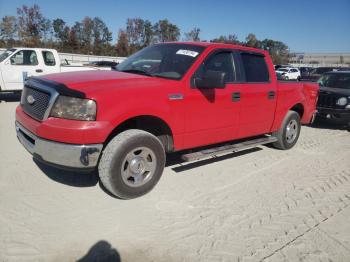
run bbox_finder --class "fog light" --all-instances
[336,97,348,106]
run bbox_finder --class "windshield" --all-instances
[116,44,205,80]
[318,73,350,89]
[0,48,16,63]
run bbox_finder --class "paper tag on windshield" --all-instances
[176,49,199,57]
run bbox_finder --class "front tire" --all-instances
[98,129,166,199]
[272,111,301,150]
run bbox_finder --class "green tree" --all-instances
[245,33,260,48]
[184,27,200,42]
[153,19,180,42]
[143,20,154,46]
[0,16,17,46]
[115,30,129,56]
[260,39,289,64]
[92,17,112,55]
[16,4,47,46]
[210,34,240,44]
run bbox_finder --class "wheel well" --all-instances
[290,103,304,118]
[106,115,174,152]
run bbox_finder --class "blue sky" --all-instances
[1,0,349,52]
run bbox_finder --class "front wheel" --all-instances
[98,129,166,199]
[272,111,301,150]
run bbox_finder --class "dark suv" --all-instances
[301,67,338,82]
[317,71,350,129]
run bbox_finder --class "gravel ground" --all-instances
[1,98,350,262]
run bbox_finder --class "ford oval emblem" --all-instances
[26,95,35,105]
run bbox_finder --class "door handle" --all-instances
[268,91,275,100]
[36,69,43,73]
[232,92,240,102]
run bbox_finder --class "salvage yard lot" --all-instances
[1,100,350,262]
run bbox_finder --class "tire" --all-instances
[272,111,301,150]
[284,76,289,80]
[98,129,166,199]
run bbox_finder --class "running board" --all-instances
[181,136,278,162]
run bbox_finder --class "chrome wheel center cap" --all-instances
[129,157,145,174]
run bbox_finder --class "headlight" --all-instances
[50,96,96,121]
[336,97,348,106]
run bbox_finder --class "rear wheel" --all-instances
[98,129,166,199]
[272,111,301,150]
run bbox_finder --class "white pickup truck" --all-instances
[0,47,111,92]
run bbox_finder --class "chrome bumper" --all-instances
[15,121,103,169]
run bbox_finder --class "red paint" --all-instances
[16,42,318,151]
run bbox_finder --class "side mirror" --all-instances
[195,70,226,89]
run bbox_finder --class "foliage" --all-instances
[210,34,240,44]
[0,4,290,63]
[184,27,201,42]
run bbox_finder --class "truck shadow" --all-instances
[77,240,121,262]
[34,159,99,187]
[166,147,262,173]
[310,118,349,131]
[0,92,21,102]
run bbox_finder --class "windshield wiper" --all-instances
[119,69,153,77]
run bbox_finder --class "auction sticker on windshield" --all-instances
[176,49,199,57]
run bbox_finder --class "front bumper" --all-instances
[16,121,103,170]
[317,107,350,122]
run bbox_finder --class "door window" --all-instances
[194,52,236,84]
[42,51,56,66]
[10,50,38,66]
[241,53,269,82]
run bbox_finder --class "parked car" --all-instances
[337,67,350,71]
[274,64,290,70]
[299,66,313,75]
[87,60,119,70]
[0,47,110,93]
[15,42,319,199]
[300,67,338,82]
[316,71,350,129]
[275,67,301,80]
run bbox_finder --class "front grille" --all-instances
[317,93,338,108]
[21,86,51,120]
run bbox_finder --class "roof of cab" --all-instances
[159,41,269,55]
[13,47,57,52]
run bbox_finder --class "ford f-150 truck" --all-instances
[15,42,319,199]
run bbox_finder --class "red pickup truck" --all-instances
[15,42,319,199]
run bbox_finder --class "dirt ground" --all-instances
[1,98,350,262]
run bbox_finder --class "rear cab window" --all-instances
[42,51,56,66]
[240,53,270,83]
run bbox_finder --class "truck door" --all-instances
[183,50,241,149]
[236,52,277,138]
[1,49,44,90]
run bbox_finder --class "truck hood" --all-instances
[319,86,350,96]
[40,70,173,96]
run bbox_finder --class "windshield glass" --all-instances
[0,48,16,63]
[116,44,205,80]
[318,73,350,89]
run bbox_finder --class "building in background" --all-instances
[290,53,350,67]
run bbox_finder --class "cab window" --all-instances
[241,53,269,82]
[10,50,38,66]
[42,51,56,66]
[194,52,236,84]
